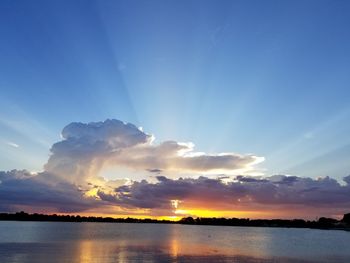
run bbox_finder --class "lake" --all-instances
[0,221,349,262]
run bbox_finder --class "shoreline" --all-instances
[1,211,349,231]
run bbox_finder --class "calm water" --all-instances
[0,221,349,262]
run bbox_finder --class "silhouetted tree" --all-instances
[341,213,350,225]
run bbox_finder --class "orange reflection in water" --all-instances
[165,224,232,258]
[77,240,123,263]
[78,240,94,263]
[170,237,179,259]
[72,223,274,262]
[169,226,179,258]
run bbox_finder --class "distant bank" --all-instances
[1,211,350,231]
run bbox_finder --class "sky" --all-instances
[0,0,350,219]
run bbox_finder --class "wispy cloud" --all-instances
[6,142,19,148]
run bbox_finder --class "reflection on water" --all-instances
[170,236,179,258]
[1,221,350,262]
[79,240,93,263]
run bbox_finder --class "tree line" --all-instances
[0,211,349,231]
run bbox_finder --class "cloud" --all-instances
[0,170,99,213]
[109,140,263,175]
[44,119,152,185]
[0,119,263,214]
[44,119,263,186]
[99,175,350,217]
[6,142,19,148]
[0,118,349,218]
[147,169,163,174]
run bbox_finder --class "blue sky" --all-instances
[1,0,350,180]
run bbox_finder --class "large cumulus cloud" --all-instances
[44,119,152,185]
[0,119,350,218]
[44,119,263,186]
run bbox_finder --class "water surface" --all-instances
[0,221,349,262]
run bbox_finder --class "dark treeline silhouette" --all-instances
[0,211,172,224]
[179,215,350,230]
[0,211,349,231]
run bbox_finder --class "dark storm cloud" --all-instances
[1,171,350,214]
[0,170,99,212]
[99,175,350,210]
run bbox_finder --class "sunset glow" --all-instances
[1,0,350,220]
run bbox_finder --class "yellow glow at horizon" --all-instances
[175,209,271,218]
[158,215,182,221]
[67,208,273,220]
